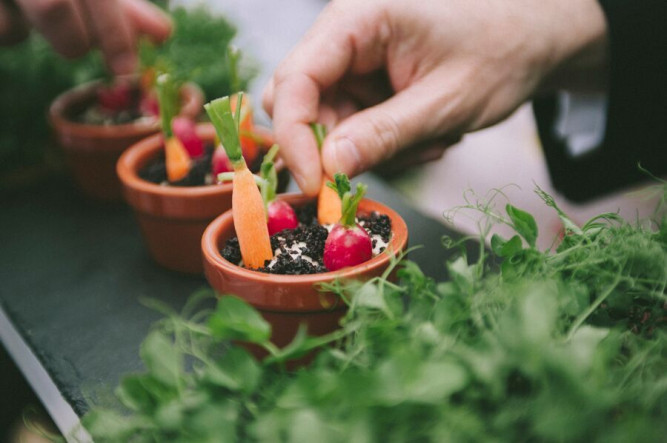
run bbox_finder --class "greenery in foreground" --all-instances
[82,185,666,442]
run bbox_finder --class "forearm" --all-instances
[538,0,609,93]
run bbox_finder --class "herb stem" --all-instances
[565,273,622,341]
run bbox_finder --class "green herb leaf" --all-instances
[204,347,261,393]
[139,330,182,388]
[506,204,538,247]
[208,295,271,343]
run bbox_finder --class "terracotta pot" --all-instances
[49,78,204,201]
[117,123,285,274]
[201,194,409,361]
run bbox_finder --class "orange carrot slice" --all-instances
[318,176,342,225]
[165,137,191,182]
[310,123,342,224]
[232,165,273,268]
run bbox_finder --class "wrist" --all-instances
[539,0,609,93]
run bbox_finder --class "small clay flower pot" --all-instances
[117,123,285,274]
[49,78,204,201]
[201,194,409,359]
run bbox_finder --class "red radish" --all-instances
[212,147,233,176]
[267,200,298,235]
[259,145,298,234]
[323,173,372,271]
[139,92,160,117]
[97,81,133,113]
[172,116,204,158]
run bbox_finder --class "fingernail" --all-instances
[331,136,362,176]
[111,52,136,76]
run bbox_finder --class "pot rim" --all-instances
[202,194,409,284]
[48,77,201,139]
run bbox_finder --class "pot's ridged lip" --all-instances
[49,78,160,137]
[202,195,409,284]
[116,124,234,198]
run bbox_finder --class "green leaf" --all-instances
[327,172,351,200]
[204,96,243,165]
[491,234,523,257]
[115,375,157,413]
[506,204,538,247]
[204,347,261,393]
[208,296,271,343]
[139,330,182,388]
[82,409,146,441]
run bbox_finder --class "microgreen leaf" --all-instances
[327,172,352,200]
[204,96,244,166]
[139,330,182,388]
[208,295,271,343]
[203,347,261,393]
[506,204,538,248]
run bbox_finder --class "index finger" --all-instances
[269,1,379,195]
[81,0,136,74]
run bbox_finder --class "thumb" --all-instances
[321,79,457,178]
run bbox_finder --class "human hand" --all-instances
[0,0,171,74]
[263,0,608,195]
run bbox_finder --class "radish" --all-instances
[97,81,133,113]
[172,116,204,158]
[323,173,372,271]
[259,145,298,234]
[267,200,298,235]
[212,146,233,176]
[139,92,160,117]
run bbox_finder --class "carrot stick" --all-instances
[205,95,273,268]
[232,165,273,268]
[311,123,342,225]
[165,138,191,182]
[157,73,191,182]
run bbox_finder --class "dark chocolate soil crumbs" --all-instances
[221,203,392,275]
[139,144,215,186]
[139,145,265,187]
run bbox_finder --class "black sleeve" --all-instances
[533,0,667,203]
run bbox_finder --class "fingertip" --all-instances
[292,169,321,197]
[322,135,363,178]
[262,77,275,117]
[110,52,137,76]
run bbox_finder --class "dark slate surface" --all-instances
[0,173,472,417]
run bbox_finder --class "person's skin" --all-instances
[263,0,609,196]
[0,0,171,74]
